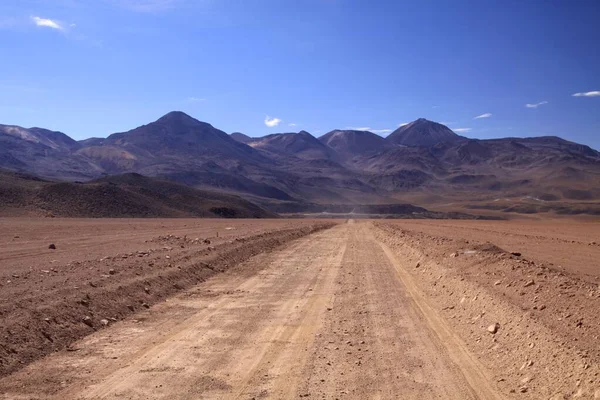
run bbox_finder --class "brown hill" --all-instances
[0,170,275,218]
[248,130,339,161]
[318,129,392,160]
[0,124,101,180]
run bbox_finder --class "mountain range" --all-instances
[1,111,599,216]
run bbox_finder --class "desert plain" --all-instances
[0,217,598,399]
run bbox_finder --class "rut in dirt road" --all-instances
[0,221,503,400]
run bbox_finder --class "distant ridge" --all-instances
[1,112,599,216]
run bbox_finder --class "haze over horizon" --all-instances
[1,0,599,149]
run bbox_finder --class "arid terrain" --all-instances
[0,218,598,399]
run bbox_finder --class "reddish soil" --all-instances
[0,218,336,377]
[0,218,598,399]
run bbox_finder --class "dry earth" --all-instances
[0,218,599,399]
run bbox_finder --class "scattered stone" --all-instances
[519,386,528,393]
[494,280,502,286]
[144,287,150,294]
[450,252,458,258]
[127,305,135,312]
[48,244,56,250]
[100,319,109,326]
[524,280,535,287]
[487,323,500,334]
[415,262,421,269]
[142,302,150,308]
[108,269,116,275]
[82,316,93,327]
[511,252,522,257]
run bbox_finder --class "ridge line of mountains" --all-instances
[1,111,599,216]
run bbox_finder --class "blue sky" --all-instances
[1,0,599,149]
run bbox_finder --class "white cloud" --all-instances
[474,113,492,119]
[264,115,282,128]
[288,123,297,127]
[31,16,63,31]
[398,122,409,127]
[453,128,472,133]
[572,91,600,97]
[525,101,548,108]
[440,121,454,125]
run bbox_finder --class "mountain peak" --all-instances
[155,111,205,127]
[386,118,464,147]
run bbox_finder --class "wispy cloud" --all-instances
[474,113,492,119]
[264,115,282,128]
[440,121,454,125]
[398,122,409,127]
[525,101,548,108]
[572,91,600,97]
[187,96,205,102]
[288,123,298,127]
[345,126,392,134]
[31,16,64,31]
[453,128,472,133]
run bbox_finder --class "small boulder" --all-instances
[48,244,56,250]
[82,316,93,327]
[487,323,500,334]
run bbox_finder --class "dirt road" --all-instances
[0,221,504,399]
